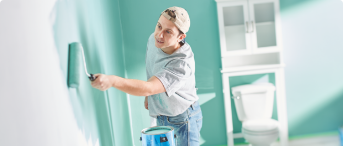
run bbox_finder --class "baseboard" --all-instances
[206,131,342,146]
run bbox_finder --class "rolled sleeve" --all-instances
[155,59,192,97]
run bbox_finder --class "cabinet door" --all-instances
[217,1,252,57]
[248,0,281,53]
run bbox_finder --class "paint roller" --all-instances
[67,42,96,88]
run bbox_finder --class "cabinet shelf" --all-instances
[223,21,275,28]
[255,21,275,26]
[224,24,245,27]
[221,64,285,73]
[221,52,281,69]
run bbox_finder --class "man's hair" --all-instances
[159,10,185,46]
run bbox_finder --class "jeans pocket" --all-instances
[167,116,188,125]
[167,111,188,125]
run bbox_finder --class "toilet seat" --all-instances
[242,119,279,135]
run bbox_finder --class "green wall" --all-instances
[53,0,133,145]
[52,0,343,145]
[280,0,343,136]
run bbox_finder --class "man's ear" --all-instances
[178,33,186,42]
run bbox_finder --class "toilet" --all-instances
[231,83,279,146]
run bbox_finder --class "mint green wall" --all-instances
[53,0,132,145]
[280,0,343,136]
[53,0,343,145]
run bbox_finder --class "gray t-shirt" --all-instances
[146,33,199,117]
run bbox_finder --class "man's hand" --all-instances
[91,74,113,91]
[144,96,148,110]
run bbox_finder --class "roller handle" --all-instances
[89,74,97,81]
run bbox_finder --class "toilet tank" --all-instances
[231,83,276,122]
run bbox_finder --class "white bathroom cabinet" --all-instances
[216,0,282,56]
[215,0,289,145]
[216,0,284,72]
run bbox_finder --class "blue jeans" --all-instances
[157,101,203,146]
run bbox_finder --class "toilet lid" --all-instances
[242,119,279,133]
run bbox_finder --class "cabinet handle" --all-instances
[250,21,254,33]
[245,21,249,33]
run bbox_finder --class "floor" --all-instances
[236,134,341,146]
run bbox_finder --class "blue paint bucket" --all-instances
[140,126,176,146]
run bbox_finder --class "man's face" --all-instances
[154,15,183,49]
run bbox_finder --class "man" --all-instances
[91,6,202,146]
